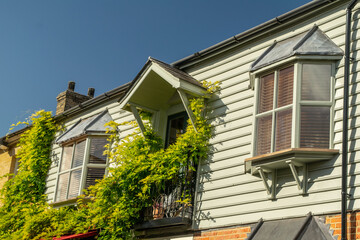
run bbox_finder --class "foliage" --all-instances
[0,110,57,239]
[0,82,218,240]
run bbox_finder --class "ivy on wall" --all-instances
[0,82,218,240]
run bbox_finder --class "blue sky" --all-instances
[0,0,311,137]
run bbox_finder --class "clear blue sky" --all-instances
[0,0,311,137]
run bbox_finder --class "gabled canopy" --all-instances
[250,25,343,72]
[56,110,112,144]
[119,57,206,112]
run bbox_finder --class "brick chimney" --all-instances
[56,82,95,115]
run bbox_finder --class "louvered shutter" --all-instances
[68,169,82,198]
[89,138,107,164]
[85,168,106,189]
[56,172,70,201]
[60,145,73,171]
[72,140,86,168]
[300,106,330,148]
[256,115,272,155]
[258,73,274,113]
[275,109,292,151]
[277,66,294,107]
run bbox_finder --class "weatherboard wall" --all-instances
[181,1,358,230]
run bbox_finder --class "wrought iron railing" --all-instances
[142,159,197,222]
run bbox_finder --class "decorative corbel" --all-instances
[130,105,146,135]
[177,89,198,133]
[286,160,307,195]
[256,166,276,200]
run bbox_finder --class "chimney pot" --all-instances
[88,88,95,98]
[68,81,75,91]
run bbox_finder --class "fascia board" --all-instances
[118,63,153,109]
[151,63,181,88]
[178,80,206,97]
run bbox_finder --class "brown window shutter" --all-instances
[89,138,107,164]
[300,106,330,148]
[277,66,294,108]
[256,115,272,155]
[258,73,274,113]
[275,108,292,151]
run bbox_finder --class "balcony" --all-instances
[134,160,196,238]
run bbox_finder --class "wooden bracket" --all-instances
[130,105,146,136]
[286,160,307,195]
[256,167,276,200]
[177,89,198,133]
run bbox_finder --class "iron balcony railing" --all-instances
[142,159,197,222]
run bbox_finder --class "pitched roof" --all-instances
[149,57,203,88]
[248,215,335,240]
[56,110,112,144]
[250,25,344,71]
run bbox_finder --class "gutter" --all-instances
[172,0,339,68]
[342,1,358,239]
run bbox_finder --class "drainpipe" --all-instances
[343,1,358,239]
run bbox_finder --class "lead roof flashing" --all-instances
[249,25,344,72]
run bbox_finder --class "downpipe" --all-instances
[343,0,358,239]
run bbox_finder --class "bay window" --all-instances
[254,62,333,157]
[55,137,108,202]
[54,110,112,204]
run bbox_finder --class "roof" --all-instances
[56,110,113,144]
[149,57,203,88]
[172,0,343,68]
[250,25,344,71]
[248,215,336,240]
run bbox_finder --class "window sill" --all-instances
[50,197,92,208]
[245,148,339,174]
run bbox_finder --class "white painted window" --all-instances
[254,62,334,156]
[55,137,108,202]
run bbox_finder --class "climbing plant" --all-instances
[0,82,218,240]
[0,110,57,239]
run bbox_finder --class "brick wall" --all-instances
[326,212,360,240]
[193,226,251,240]
[0,150,13,191]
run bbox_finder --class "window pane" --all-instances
[68,169,82,199]
[85,168,106,189]
[258,73,274,113]
[301,64,331,101]
[60,145,73,171]
[300,106,330,148]
[166,113,188,146]
[72,140,86,168]
[256,115,272,155]
[89,138,108,164]
[56,172,70,201]
[277,66,294,108]
[275,109,292,151]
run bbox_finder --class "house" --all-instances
[0,128,25,193]
[3,0,360,239]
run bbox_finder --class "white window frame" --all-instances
[251,60,335,157]
[54,135,109,202]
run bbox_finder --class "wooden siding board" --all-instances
[184,2,352,229]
